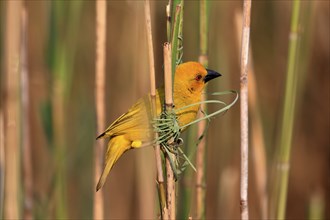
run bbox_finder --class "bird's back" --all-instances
[98,87,200,146]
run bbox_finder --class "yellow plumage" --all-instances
[96,62,220,191]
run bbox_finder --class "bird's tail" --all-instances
[96,136,131,191]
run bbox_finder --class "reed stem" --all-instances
[144,1,168,218]
[196,0,209,219]
[164,42,176,220]
[21,7,33,220]
[234,10,268,219]
[94,0,106,219]
[4,1,22,219]
[239,0,252,219]
[276,1,301,219]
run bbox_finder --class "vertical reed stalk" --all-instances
[276,1,301,219]
[94,0,106,219]
[234,11,268,219]
[145,0,156,97]
[239,0,252,219]
[4,1,22,219]
[144,1,169,218]
[164,43,176,220]
[163,1,183,218]
[196,0,209,219]
[21,7,33,220]
[195,104,206,220]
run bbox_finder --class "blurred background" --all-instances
[0,0,329,219]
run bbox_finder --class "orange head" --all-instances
[174,62,221,96]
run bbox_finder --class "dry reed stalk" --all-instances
[195,105,206,219]
[4,1,22,219]
[234,11,268,220]
[94,0,106,219]
[145,0,156,96]
[164,43,176,220]
[196,0,208,218]
[144,1,169,219]
[239,0,252,219]
[21,7,33,220]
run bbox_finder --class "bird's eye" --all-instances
[195,74,202,81]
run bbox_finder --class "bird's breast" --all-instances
[174,93,201,129]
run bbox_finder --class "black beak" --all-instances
[204,69,221,83]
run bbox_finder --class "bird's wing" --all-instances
[96,95,153,140]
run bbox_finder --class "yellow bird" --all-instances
[96,61,220,191]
